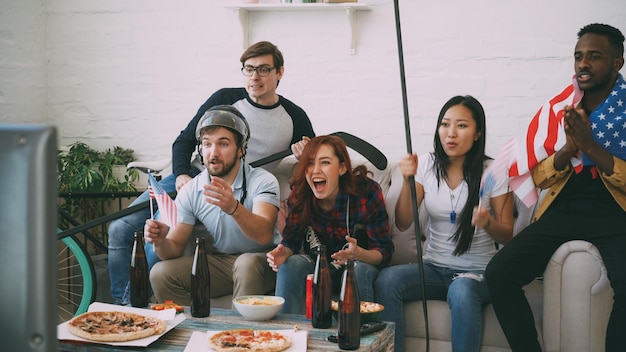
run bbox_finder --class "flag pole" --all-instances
[392,0,430,350]
[148,169,155,220]
[148,169,155,251]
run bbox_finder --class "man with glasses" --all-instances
[107,41,315,306]
[174,41,315,180]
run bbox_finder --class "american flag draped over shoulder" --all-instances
[148,173,177,229]
[509,73,626,207]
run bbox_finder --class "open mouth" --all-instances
[208,160,221,171]
[312,178,326,192]
[577,72,592,82]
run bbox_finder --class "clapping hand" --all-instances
[203,176,238,214]
[563,105,594,152]
[331,235,359,265]
[267,244,292,272]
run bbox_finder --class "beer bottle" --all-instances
[338,259,360,350]
[129,231,149,308]
[191,237,211,317]
[312,245,332,328]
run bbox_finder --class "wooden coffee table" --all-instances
[58,307,395,351]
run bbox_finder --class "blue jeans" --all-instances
[108,171,199,305]
[374,262,490,352]
[275,254,380,314]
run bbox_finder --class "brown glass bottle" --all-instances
[191,237,210,317]
[312,245,332,328]
[129,231,149,308]
[338,259,360,350]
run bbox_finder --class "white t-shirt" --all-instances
[416,153,510,271]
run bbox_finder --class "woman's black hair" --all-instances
[432,95,489,255]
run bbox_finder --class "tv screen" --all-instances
[0,124,58,351]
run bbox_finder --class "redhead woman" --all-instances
[267,135,394,314]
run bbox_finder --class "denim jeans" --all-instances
[374,262,490,352]
[275,254,380,314]
[108,171,200,305]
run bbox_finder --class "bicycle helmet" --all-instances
[195,105,250,151]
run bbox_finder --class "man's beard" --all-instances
[579,70,614,93]
[208,157,237,178]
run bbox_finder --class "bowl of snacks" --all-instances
[233,295,284,321]
[331,301,385,323]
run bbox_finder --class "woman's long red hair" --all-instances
[288,135,368,226]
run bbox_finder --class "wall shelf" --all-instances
[225,3,372,55]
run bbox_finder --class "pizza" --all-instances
[151,299,184,313]
[208,329,292,352]
[67,311,167,342]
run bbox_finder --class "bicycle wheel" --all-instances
[57,231,96,323]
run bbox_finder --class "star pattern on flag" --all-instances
[588,80,626,161]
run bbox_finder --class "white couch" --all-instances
[211,157,615,352]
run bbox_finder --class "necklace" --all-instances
[448,181,464,224]
[345,198,350,236]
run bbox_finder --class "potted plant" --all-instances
[57,142,140,253]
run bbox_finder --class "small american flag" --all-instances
[148,173,177,229]
[509,73,626,207]
[480,137,517,202]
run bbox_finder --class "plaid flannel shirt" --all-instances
[281,177,394,268]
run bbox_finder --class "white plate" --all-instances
[57,302,186,347]
[185,329,308,352]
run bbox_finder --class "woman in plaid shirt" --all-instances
[267,135,394,314]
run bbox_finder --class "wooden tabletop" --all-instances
[58,308,394,351]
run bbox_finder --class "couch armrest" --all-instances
[542,240,613,352]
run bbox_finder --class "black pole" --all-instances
[392,0,430,350]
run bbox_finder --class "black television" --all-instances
[0,124,58,351]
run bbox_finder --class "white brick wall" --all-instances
[1,0,625,164]
[0,0,47,124]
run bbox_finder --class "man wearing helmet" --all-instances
[143,105,281,304]
[108,41,314,305]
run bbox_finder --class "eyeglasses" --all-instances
[241,65,276,77]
